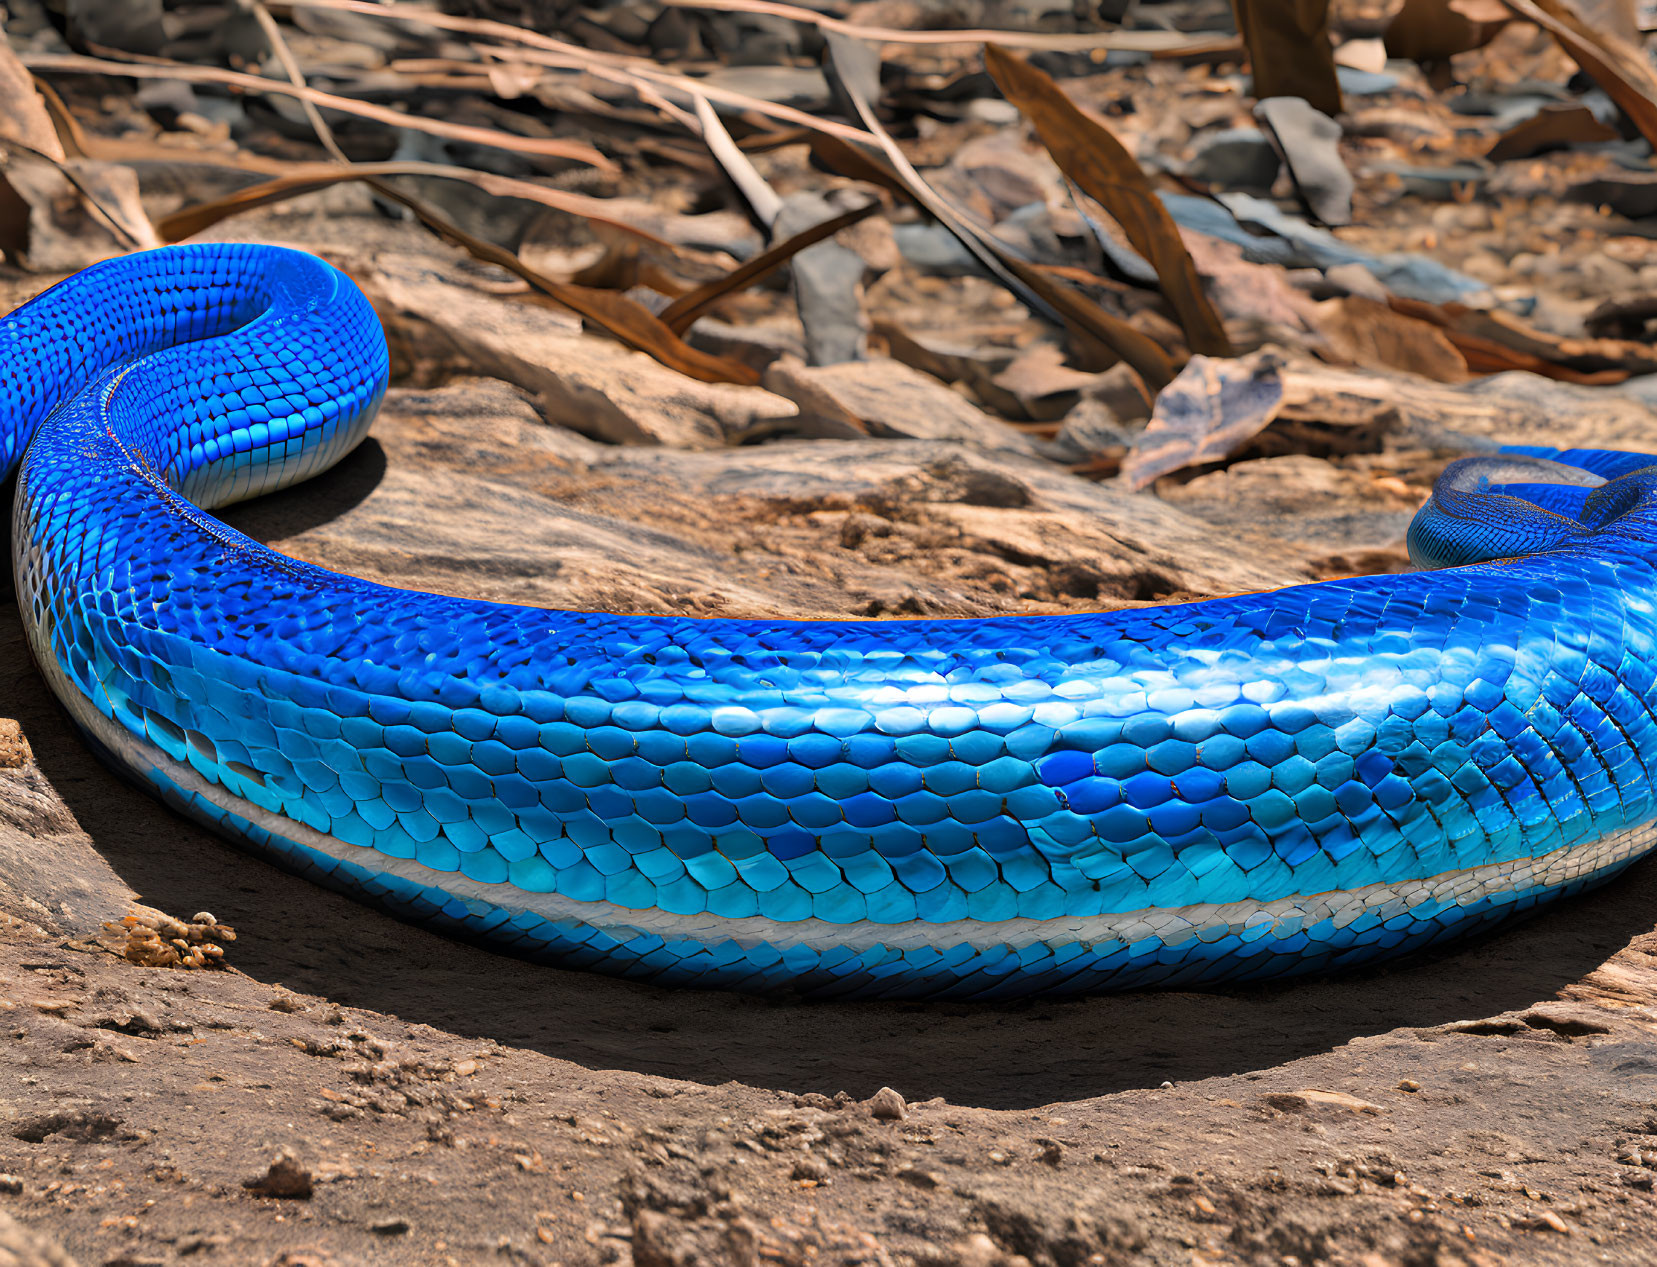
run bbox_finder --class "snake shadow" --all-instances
[0,440,387,589]
[11,588,1655,1111]
[216,437,387,540]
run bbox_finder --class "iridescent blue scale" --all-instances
[6,243,1657,997]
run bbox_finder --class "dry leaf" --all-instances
[1387,0,1509,58]
[821,35,1175,388]
[1121,354,1286,490]
[1487,102,1618,160]
[1389,295,1657,381]
[1493,0,1657,151]
[984,45,1232,359]
[1313,296,1467,382]
[1231,0,1342,117]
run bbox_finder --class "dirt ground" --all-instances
[10,5,1657,1256]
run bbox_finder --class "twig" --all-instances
[21,50,617,169]
[248,0,350,164]
[692,94,782,229]
[159,160,681,249]
[660,0,1238,51]
[659,199,881,333]
[281,0,1238,54]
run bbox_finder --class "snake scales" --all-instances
[5,243,1657,998]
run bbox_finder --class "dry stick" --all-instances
[280,0,1237,54]
[365,176,761,384]
[659,200,881,334]
[20,50,617,169]
[813,35,1173,386]
[157,161,680,250]
[249,1,350,163]
[662,0,1238,51]
[477,44,873,143]
[821,33,1060,327]
[692,94,782,229]
[33,58,676,249]
[237,6,754,386]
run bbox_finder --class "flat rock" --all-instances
[763,355,1040,451]
[216,377,1304,620]
[1254,96,1355,226]
[350,247,797,448]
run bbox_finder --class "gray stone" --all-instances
[775,192,869,367]
[763,357,1036,451]
[1254,97,1354,227]
[1323,262,1390,301]
[1187,127,1282,192]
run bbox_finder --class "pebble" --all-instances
[894,1166,940,1188]
[791,1155,830,1182]
[243,1149,314,1199]
[867,1087,907,1122]
[1187,127,1281,192]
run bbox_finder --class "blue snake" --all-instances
[6,243,1657,998]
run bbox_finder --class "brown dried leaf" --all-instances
[807,134,924,206]
[1494,0,1657,152]
[1387,0,1509,59]
[1389,295,1657,381]
[1008,258,1176,387]
[1312,296,1468,383]
[1231,0,1342,116]
[821,36,1175,388]
[983,45,1232,358]
[367,182,760,387]
[1121,354,1285,490]
[1487,102,1618,160]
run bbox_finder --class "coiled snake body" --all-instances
[6,244,1657,998]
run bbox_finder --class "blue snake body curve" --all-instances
[6,243,1657,998]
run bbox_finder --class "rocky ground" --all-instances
[10,0,1657,1261]
[0,205,1656,1266]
